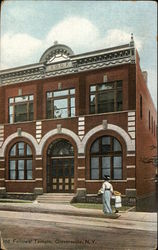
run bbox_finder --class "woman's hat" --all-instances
[103,175,110,180]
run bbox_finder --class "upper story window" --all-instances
[9,95,34,123]
[46,88,75,119]
[9,142,33,180]
[149,110,151,130]
[90,81,122,114]
[140,95,142,119]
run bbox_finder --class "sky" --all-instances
[0,0,157,106]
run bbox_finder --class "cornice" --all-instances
[0,43,136,86]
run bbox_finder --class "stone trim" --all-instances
[82,124,135,152]
[77,178,85,181]
[86,180,127,183]
[78,167,85,170]
[0,43,135,85]
[126,165,136,169]
[5,180,36,182]
[127,178,135,181]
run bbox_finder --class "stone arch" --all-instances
[82,124,135,154]
[39,128,82,156]
[39,44,74,63]
[0,131,39,157]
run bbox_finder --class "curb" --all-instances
[0,205,120,219]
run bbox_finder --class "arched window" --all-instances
[47,139,74,156]
[9,142,33,180]
[90,136,122,180]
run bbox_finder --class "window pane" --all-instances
[91,157,99,169]
[10,160,16,170]
[54,99,67,109]
[27,160,32,170]
[102,168,110,178]
[18,160,24,170]
[27,145,32,155]
[9,98,14,103]
[10,145,16,156]
[9,106,13,115]
[18,143,24,156]
[56,109,68,118]
[29,103,33,112]
[91,140,99,153]
[117,91,122,111]
[98,83,113,91]
[70,97,75,107]
[29,95,34,101]
[102,137,111,153]
[47,92,52,98]
[15,96,28,103]
[91,168,99,179]
[98,92,114,113]
[117,81,122,88]
[90,95,95,105]
[9,115,14,123]
[27,171,32,180]
[18,171,24,180]
[90,105,95,114]
[90,86,96,92]
[47,100,52,118]
[10,171,16,180]
[114,139,121,151]
[54,90,68,97]
[102,157,110,168]
[102,137,110,145]
[114,157,122,168]
[114,169,122,179]
[70,89,75,94]
[15,104,27,122]
[71,107,75,117]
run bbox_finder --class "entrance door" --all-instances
[52,158,74,192]
[47,139,74,193]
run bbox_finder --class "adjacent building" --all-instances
[0,35,157,205]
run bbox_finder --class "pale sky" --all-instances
[0,0,157,106]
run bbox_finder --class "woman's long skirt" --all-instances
[102,190,112,214]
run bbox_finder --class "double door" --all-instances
[50,158,74,193]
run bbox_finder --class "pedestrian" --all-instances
[101,175,113,214]
[114,191,122,213]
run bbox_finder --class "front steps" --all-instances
[36,193,74,204]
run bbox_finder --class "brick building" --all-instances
[0,35,157,205]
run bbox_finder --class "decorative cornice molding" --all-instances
[0,43,136,86]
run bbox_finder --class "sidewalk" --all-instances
[0,201,157,222]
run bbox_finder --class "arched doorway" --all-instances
[47,139,74,193]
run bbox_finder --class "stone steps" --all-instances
[36,193,74,204]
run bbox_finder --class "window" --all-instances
[154,121,155,136]
[140,95,142,119]
[152,116,153,134]
[9,142,33,180]
[149,111,150,130]
[90,81,122,114]
[46,88,75,119]
[9,95,34,123]
[90,136,122,180]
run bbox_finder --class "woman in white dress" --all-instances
[101,175,113,214]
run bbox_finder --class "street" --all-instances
[0,210,157,250]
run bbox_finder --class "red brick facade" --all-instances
[0,42,156,205]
